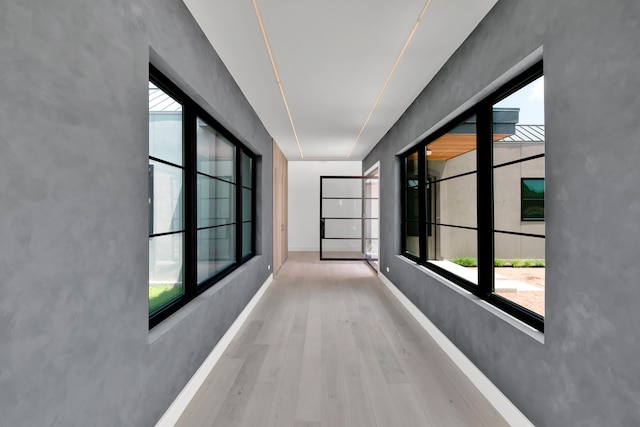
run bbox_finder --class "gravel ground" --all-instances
[495,267,545,288]
[494,267,545,316]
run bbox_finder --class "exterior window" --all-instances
[148,82,185,314]
[493,75,545,318]
[196,119,236,283]
[400,62,545,331]
[425,114,478,285]
[241,151,254,259]
[521,178,545,220]
[403,151,420,258]
[148,66,256,328]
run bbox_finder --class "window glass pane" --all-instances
[324,218,362,239]
[405,188,420,257]
[364,174,379,266]
[427,115,476,175]
[522,200,544,219]
[493,76,545,166]
[494,162,545,233]
[428,225,477,285]
[493,74,545,318]
[364,176,378,198]
[197,226,236,283]
[322,178,362,198]
[405,221,420,257]
[405,152,420,223]
[242,188,252,222]
[320,239,363,259]
[365,219,379,238]
[364,198,378,220]
[241,151,252,188]
[242,222,252,258]
[433,174,477,229]
[493,75,545,232]
[322,198,361,218]
[149,82,183,166]
[148,160,183,235]
[149,234,184,313]
[522,178,545,220]
[197,118,236,181]
[425,177,434,249]
[404,151,420,257]
[406,187,419,222]
[494,233,545,316]
[425,114,477,262]
[197,176,236,228]
[241,151,253,258]
[364,238,379,260]
[405,151,419,178]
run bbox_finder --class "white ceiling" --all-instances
[182,0,498,160]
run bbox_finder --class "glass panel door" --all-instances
[320,176,378,261]
[364,170,379,270]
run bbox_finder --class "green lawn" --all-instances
[149,284,183,313]
[451,257,477,267]
[451,258,544,268]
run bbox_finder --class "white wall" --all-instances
[288,161,361,251]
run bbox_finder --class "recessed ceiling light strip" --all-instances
[252,0,304,159]
[346,0,432,159]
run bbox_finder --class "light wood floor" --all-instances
[176,252,509,427]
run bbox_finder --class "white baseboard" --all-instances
[377,272,534,427]
[155,273,274,427]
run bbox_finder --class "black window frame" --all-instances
[400,61,545,332]
[149,65,256,328]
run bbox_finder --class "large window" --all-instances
[401,62,545,331]
[148,66,256,328]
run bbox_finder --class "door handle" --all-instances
[320,218,325,239]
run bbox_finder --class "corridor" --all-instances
[175,252,509,426]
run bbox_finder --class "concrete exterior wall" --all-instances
[430,151,479,259]
[364,0,640,425]
[494,143,545,259]
[0,1,272,426]
[431,143,545,260]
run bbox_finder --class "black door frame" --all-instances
[319,176,378,261]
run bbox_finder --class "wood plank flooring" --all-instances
[176,252,510,427]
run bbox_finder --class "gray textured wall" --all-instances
[364,0,640,425]
[0,1,272,426]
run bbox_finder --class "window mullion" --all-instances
[400,157,407,255]
[476,104,494,296]
[184,106,197,297]
[418,147,427,264]
[251,154,256,256]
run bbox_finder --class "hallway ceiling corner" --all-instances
[182,0,498,161]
